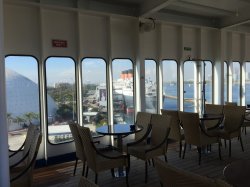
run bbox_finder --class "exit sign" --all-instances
[52,39,67,48]
[184,47,192,51]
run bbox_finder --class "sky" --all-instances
[5,56,247,85]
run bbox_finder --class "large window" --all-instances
[45,57,76,144]
[184,61,196,112]
[232,62,240,105]
[162,60,178,110]
[5,56,40,150]
[245,62,250,106]
[112,59,134,124]
[145,60,157,113]
[82,58,108,135]
[224,62,228,103]
[202,61,213,104]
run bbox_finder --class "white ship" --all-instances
[96,69,157,113]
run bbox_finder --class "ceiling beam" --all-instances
[139,0,176,17]
[220,7,250,28]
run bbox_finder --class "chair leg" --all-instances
[145,161,148,183]
[229,139,231,157]
[152,159,155,167]
[82,161,86,176]
[164,154,168,162]
[111,168,115,177]
[125,167,129,187]
[182,142,187,159]
[95,173,98,184]
[245,127,247,135]
[73,158,78,176]
[224,139,227,148]
[218,142,221,160]
[179,141,182,158]
[197,147,201,165]
[239,135,244,152]
[85,166,89,177]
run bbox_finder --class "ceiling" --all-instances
[9,0,250,31]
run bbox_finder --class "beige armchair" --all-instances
[127,114,171,183]
[204,104,224,130]
[78,126,129,186]
[216,105,246,157]
[10,129,42,187]
[155,158,232,187]
[178,111,221,165]
[69,123,87,176]
[9,124,38,160]
[161,109,184,158]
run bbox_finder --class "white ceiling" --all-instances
[9,0,250,31]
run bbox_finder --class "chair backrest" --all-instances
[134,112,152,141]
[78,126,96,169]
[69,123,86,161]
[150,114,171,146]
[204,104,224,129]
[161,109,181,140]
[78,176,99,187]
[178,111,201,145]
[11,129,42,186]
[154,158,232,187]
[225,102,237,106]
[23,124,38,158]
[223,105,246,132]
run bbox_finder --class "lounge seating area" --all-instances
[33,127,250,186]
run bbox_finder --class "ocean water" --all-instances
[162,83,250,112]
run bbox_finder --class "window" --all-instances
[232,62,240,105]
[145,60,157,113]
[5,56,40,150]
[202,61,212,104]
[183,61,196,112]
[45,57,76,144]
[224,62,228,103]
[112,59,134,124]
[82,58,108,136]
[245,62,250,106]
[162,60,178,110]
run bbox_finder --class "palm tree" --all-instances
[23,112,39,125]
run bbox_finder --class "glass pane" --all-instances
[232,62,240,105]
[224,62,228,103]
[112,59,134,124]
[245,62,250,106]
[184,61,195,112]
[203,61,212,104]
[162,60,178,110]
[46,57,76,144]
[145,60,157,113]
[82,58,108,136]
[5,56,40,150]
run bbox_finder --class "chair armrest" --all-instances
[127,124,152,148]
[199,124,218,137]
[10,150,38,182]
[91,141,127,159]
[145,128,170,153]
[10,150,30,169]
[9,142,25,158]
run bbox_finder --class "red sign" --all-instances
[52,39,67,48]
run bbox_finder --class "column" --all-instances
[0,0,10,186]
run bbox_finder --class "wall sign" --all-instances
[52,39,67,48]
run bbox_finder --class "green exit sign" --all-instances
[184,47,192,51]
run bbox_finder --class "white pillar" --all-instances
[0,0,9,186]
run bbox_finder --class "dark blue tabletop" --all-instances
[96,124,143,136]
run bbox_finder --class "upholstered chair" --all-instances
[127,114,171,183]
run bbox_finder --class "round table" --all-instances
[96,124,143,177]
[199,113,224,121]
[96,124,143,152]
[223,159,250,187]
